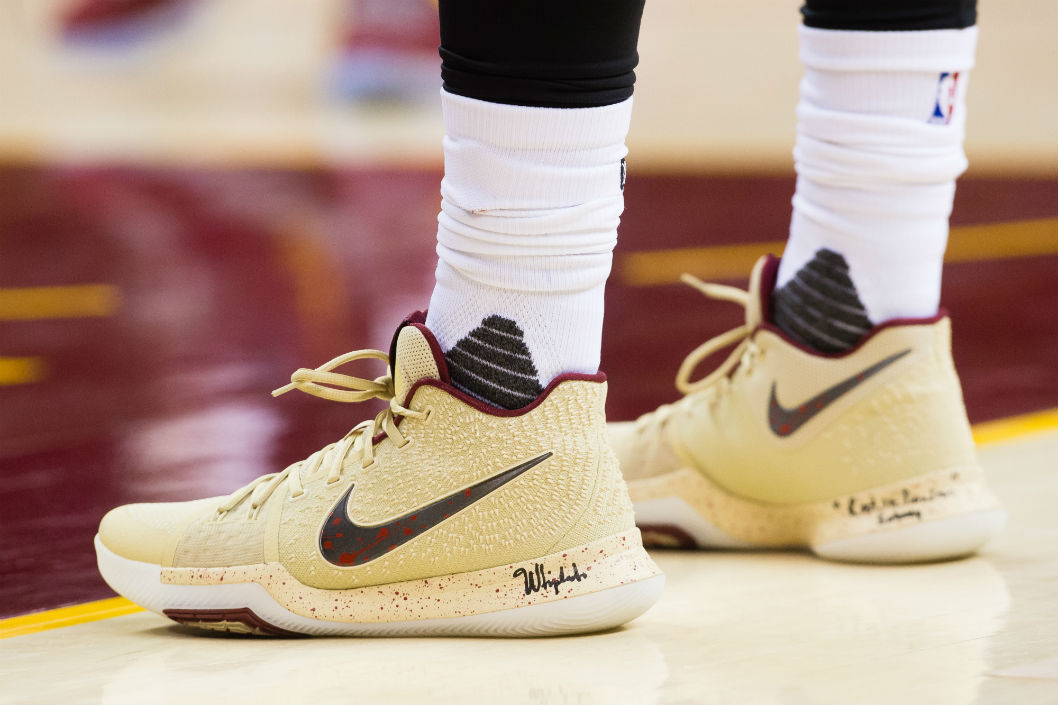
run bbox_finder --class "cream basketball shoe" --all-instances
[609,256,1005,563]
[96,314,663,636]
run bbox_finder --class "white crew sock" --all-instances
[425,90,632,408]
[777,26,978,334]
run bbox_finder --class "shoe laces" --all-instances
[216,349,428,518]
[635,273,762,434]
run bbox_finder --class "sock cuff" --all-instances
[798,25,978,72]
[441,89,634,152]
[440,89,631,213]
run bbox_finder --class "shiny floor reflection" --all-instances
[1,433,1053,705]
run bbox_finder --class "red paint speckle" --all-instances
[404,528,413,535]
[780,423,790,434]
[331,518,342,526]
[323,540,333,549]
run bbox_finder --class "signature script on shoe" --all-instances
[513,562,589,596]
[838,485,955,525]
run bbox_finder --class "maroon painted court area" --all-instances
[1,167,1055,618]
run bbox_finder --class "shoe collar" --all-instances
[389,311,606,416]
[753,255,948,359]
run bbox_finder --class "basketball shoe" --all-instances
[609,256,1005,563]
[96,313,663,636]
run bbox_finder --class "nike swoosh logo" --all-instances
[768,349,911,437]
[319,451,553,567]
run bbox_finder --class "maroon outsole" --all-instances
[163,608,302,637]
[637,524,700,549]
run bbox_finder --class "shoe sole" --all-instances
[630,466,1005,564]
[94,531,664,637]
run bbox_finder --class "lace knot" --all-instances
[217,348,425,518]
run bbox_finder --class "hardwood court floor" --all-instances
[0,169,1055,619]
[1,427,1054,705]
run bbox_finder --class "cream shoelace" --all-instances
[636,273,764,432]
[216,349,428,518]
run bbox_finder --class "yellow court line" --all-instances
[619,217,1058,287]
[1,407,1054,640]
[0,357,45,386]
[0,284,120,321]
[972,408,1058,446]
[0,597,142,640]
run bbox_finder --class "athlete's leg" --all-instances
[92,0,663,637]
[427,0,645,408]
[774,0,977,352]
[608,0,1002,563]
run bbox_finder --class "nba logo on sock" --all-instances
[929,72,960,125]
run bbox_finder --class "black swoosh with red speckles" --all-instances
[768,349,911,437]
[319,452,552,567]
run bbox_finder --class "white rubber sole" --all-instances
[630,465,1006,564]
[95,536,665,637]
[634,497,1006,563]
[811,509,1007,564]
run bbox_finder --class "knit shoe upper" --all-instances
[99,313,640,590]
[610,256,1002,559]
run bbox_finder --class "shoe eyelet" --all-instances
[422,406,433,422]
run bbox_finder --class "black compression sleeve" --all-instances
[438,0,646,108]
[802,0,976,31]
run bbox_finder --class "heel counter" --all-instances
[549,387,638,553]
[929,318,977,457]
[871,318,978,478]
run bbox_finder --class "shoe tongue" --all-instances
[389,313,450,402]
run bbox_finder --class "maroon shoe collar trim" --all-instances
[755,311,947,360]
[403,371,606,418]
